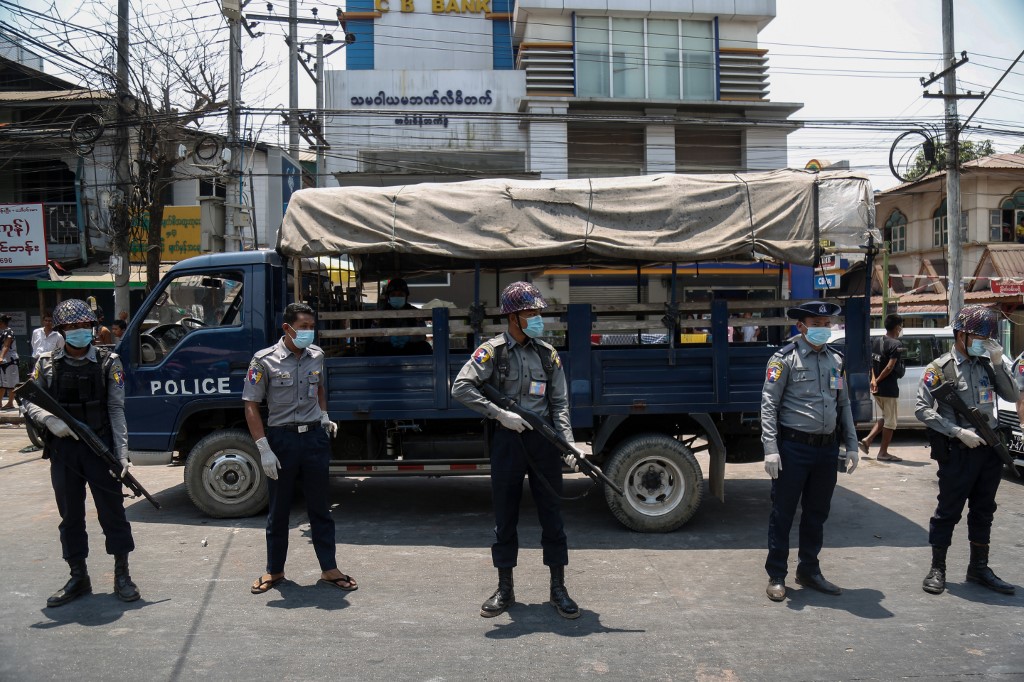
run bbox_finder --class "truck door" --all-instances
[123,268,254,451]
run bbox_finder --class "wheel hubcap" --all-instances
[203,451,261,505]
[624,457,685,517]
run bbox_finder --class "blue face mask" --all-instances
[388,296,407,309]
[290,328,315,349]
[804,326,832,346]
[64,328,94,348]
[521,315,544,339]
[968,338,986,357]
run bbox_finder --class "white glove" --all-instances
[118,455,132,479]
[255,437,281,479]
[44,416,79,440]
[845,449,859,475]
[982,338,1004,365]
[764,453,781,479]
[320,412,338,438]
[563,443,585,472]
[495,409,532,433]
[954,427,987,449]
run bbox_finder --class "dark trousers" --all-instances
[49,436,135,563]
[265,426,337,574]
[765,438,839,579]
[929,443,1003,547]
[489,427,568,568]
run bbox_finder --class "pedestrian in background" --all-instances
[860,313,904,462]
[31,310,64,372]
[760,301,859,602]
[243,302,355,595]
[916,304,1017,596]
[0,314,20,410]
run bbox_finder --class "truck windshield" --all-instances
[147,273,244,327]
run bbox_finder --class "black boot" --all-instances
[114,554,140,602]
[549,565,580,619]
[966,542,1015,595]
[480,567,514,618]
[922,545,947,595]
[47,560,91,608]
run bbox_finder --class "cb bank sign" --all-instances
[374,0,495,11]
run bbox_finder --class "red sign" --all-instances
[991,279,1024,295]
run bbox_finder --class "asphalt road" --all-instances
[0,424,1021,682]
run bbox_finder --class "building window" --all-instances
[675,128,742,172]
[932,199,967,247]
[998,191,1024,243]
[567,124,644,178]
[885,210,907,253]
[575,17,715,101]
[199,178,226,199]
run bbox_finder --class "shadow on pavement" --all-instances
[783,586,894,619]
[944,581,1021,606]
[263,580,353,611]
[484,603,645,639]
[29,595,168,629]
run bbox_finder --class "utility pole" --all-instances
[315,34,325,187]
[112,0,131,320]
[289,0,299,153]
[942,0,963,316]
[225,5,242,250]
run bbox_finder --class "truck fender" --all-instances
[593,413,726,503]
[170,397,245,453]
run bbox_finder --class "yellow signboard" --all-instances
[129,206,203,263]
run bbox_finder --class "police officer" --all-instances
[916,304,1017,595]
[24,299,139,607]
[760,301,859,602]
[244,302,357,594]
[452,281,581,619]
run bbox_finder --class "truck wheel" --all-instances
[602,433,703,533]
[184,429,268,518]
[26,419,44,449]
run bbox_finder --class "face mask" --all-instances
[968,338,986,357]
[288,326,315,349]
[388,296,407,308]
[803,326,832,346]
[521,315,544,339]
[64,328,93,348]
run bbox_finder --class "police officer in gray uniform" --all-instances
[244,302,357,594]
[916,304,1017,595]
[452,281,582,619]
[760,301,859,602]
[25,299,140,607]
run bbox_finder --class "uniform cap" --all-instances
[786,301,841,320]
[499,281,548,314]
[951,304,998,338]
[52,299,97,327]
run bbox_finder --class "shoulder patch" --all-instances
[1018,363,1024,378]
[922,365,942,388]
[766,359,785,383]
[550,348,562,369]
[472,343,493,365]
[110,360,125,389]
[247,358,265,385]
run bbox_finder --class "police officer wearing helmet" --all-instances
[244,302,356,595]
[760,301,859,602]
[451,281,580,619]
[916,304,1018,595]
[23,299,139,606]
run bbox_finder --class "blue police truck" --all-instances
[121,170,878,532]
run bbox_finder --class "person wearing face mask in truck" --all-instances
[243,302,356,595]
[760,301,859,603]
[916,304,1018,596]
[451,281,582,620]
[368,277,431,356]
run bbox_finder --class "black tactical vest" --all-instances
[52,350,111,435]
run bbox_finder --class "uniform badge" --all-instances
[31,362,40,380]
[1018,363,1024,377]
[246,360,264,385]
[111,366,125,389]
[472,345,492,365]
[766,359,784,383]
[551,349,561,369]
[922,367,941,388]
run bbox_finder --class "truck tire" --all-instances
[26,419,44,449]
[602,433,703,533]
[184,429,268,518]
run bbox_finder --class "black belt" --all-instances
[780,427,836,447]
[271,420,320,433]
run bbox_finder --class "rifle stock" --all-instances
[15,380,162,508]
[477,382,625,496]
[930,381,1019,478]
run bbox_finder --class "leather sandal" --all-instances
[251,574,285,594]
[318,574,358,591]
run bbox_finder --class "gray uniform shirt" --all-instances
[25,347,128,458]
[760,336,858,456]
[915,347,1018,436]
[451,332,573,443]
[242,338,326,426]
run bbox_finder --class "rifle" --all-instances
[15,379,162,508]
[478,382,625,496]
[930,381,1019,478]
